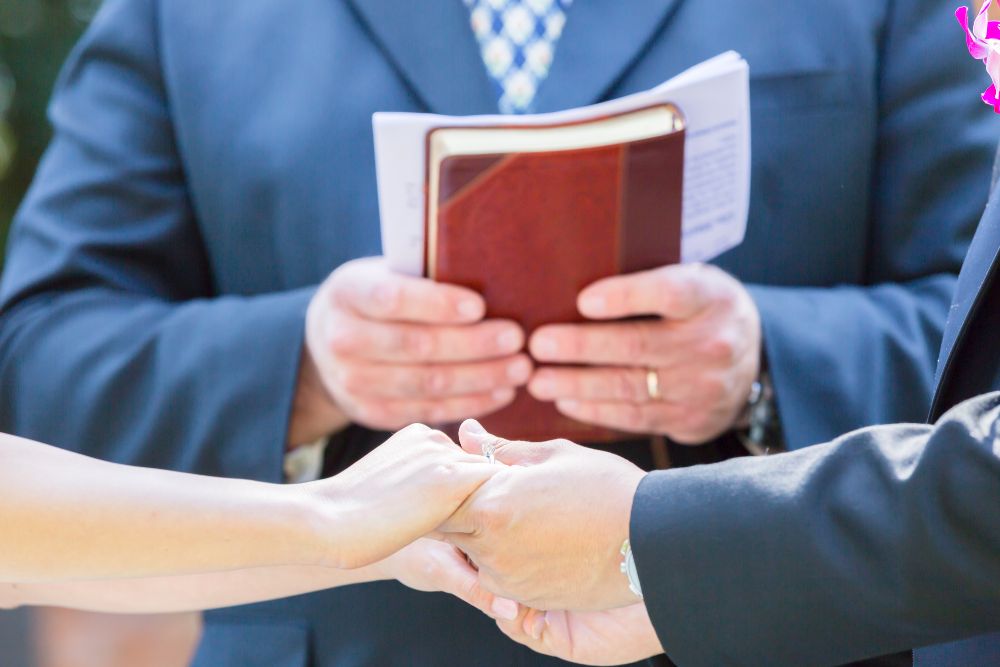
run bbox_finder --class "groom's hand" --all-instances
[296,257,530,439]
[440,421,646,611]
[497,603,663,666]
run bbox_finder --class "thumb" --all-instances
[458,419,510,457]
[578,263,719,321]
[458,420,548,467]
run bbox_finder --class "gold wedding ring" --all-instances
[646,368,662,401]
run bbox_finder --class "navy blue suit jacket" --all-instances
[633,163,1000,665]
[0,0,994,665]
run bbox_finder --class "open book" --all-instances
[372,52,750,441]
[375,51,750,276]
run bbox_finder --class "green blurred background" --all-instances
[0,0,98,267]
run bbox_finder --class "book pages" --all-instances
[374,51,750,275]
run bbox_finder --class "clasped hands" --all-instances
[439,420,664,666]
[325,419,665,665]
[296,255,763,663]
[297,256,761,445]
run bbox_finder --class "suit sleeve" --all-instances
[0,0,311,481]
[748,0,998,449]
[632,391,1000,666]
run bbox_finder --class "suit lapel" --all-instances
[344,0,498,114]
[931,182,1000,416]
[532,0,683,112]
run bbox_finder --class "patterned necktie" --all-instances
[462,0,573,114]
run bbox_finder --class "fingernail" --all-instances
[532,336,557,358]
[507,357,531,383]
[580,293,606,315]
[492,388,514,402]
[463,419,486,435]
[556,399,579,412]
[497,329,522,352]
[530,614,546,640]
[491,598,519,621]
[530,377,554,397]
[457,298,482,320]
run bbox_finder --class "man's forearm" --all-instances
[632,392,1000,666]
[0,433,337,583]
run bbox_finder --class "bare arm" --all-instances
[0,566,371,613]
[0,425,496,583]
[0,540,511,619]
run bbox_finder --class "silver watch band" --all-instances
[620,539,643,599]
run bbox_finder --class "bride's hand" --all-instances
[373,538,519,620]
[303,424,500,568]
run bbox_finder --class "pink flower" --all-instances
[957,0,1000,112]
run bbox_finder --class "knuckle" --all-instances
[337,367,365,395]
[402,330,433,360]
[622,402,645,428]
[699,376,728,402]
[614,370,638,401]
[433,460,462,481]
[421,368,449,396]
[716,289,739,310]
[704,336,736,364]
[427,428,453,444]
[623,331,647,359]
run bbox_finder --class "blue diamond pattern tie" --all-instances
[463,0,573,114]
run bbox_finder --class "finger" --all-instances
[331,260,486,324]
[354,390,517,431]
[577,263,727,320]
[529,366,654,403]
[457,419,508,456]
[529,366,713,404]
[325,314,524,363]
[554,399,719,443]
[435,549,519,621]
[529,321,686,366]
[496,614,546,650]
[460,421,571,469]
[496,610,558,656]
[337,354,532,400]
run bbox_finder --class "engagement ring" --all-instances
[482,438,499,465]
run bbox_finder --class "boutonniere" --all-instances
[958,0,1000,112]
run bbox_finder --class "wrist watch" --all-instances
[620,539,643,599]
[738,369,785,456]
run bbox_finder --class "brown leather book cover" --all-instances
[426,107,685,442]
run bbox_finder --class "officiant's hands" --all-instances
[303,424,500,569]
[440,420,645,611]
[497,603,663,665]
[295,257,530,442]
[526,263,761,444]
